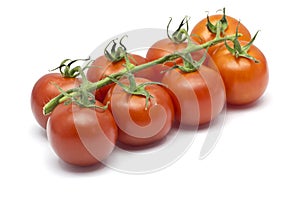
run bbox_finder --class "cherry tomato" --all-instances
[162,65,226,126]
[47,101,118,166]
[31,73,81,129]
[191,14,251,55]
[104,77,174,146]
[86,54,151,102]
[211,41,268,105]
[146,38,210,81]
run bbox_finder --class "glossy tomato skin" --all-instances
[211,41,268,105]
[86,54,151,102]
[191,14,251,54]
[31,73,81,129]
[146,38,187,66]
[162,66,226,126]
[104,78,174,146]
[146,38,210,81]
[47,101,118,167]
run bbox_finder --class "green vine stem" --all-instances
[43,33,241,115]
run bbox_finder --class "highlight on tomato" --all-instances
[31,59,82,129]
[32,8,269,170]
[47,101,118,167]
[191,8,251,55]
[104,75,174,146]
[162,63,226,126]
[146,17,210,81]
[211,32,268,105]
[86,38,152,102]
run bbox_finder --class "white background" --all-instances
[1,0,299,199]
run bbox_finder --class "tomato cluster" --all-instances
[31,9,268,167]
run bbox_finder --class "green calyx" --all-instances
[206,8,228,36]
[225,24,260,63]
[43,24,244,115]
[52,59,107,110]
[172,48,207,73]
[104,36,127,62]
[166,16,208,73]
[55,83,105,110]
[167,16,190,44]
[50,58,91,78]
[109,74,162,110]
[108,54,164,110]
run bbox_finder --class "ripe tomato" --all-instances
[162,65,226,126]
[47,101,118,166]
[211,41,268,105]
[146,38,187,66]
[104,77,174,146]
[191,14,251,54]
[31,73,81,129]
[146,38,210,81]
[86,54,151,102]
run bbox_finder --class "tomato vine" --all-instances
[32,8,268,167]
[43,33,242,115]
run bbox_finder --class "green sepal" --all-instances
[206,15,217,34]
[107,55,165,110]
[173,48,207,73]
[104,36,127,62]
[225,24,260,63]
[206,8,228,35]
[219,8,228,34]
[50,57,90,78]
[51,65,107,110]
[108,74,164,110]
[167,16,190,44]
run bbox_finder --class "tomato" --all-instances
[191,14,251,54]
[211,41,268,105]
[86,54,151,102]
[161,65,226,126]
[146,38,210,81]
[31,73,81,129]
[104,77,174,146]
[47,101,118,166]
[146,38,187,66]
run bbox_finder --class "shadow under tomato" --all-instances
[116,136,169,152]
[226,93,270,112]
[171,117,214,133]
[116,121,211,152]
[57,159,105,173]
[115,123,197,151]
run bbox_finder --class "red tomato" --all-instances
[146,38,210,81]
[47,101,118,166]
[31,73,81,129]
[191,14,251,55]
[86,54,151,102]
[162,65,226,126]
[104,77,174,146]
[211,41,268,105]
[146,38,187,66]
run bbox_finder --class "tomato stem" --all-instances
[225,23,260,63]
[43,33,240,115]
[50,58,90,78]
[104,36,127,62]
[167,16,190,44]
[107,53,166,109]
[206,7,228,37]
